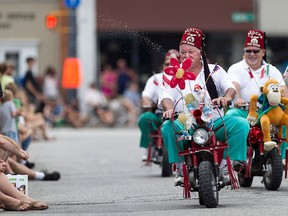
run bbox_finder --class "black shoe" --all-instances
[233,161,245,173]
[25,161,35,169]
[43,171,61,181]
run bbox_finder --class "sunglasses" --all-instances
[245,49,260,54]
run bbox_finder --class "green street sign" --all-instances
[232,12,254,23]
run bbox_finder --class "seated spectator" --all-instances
[0,62,7,77]
[0,87,33,166]
[0,139,49,211]
[0,133,60,181]
[0,159,30,211]
[109,96,138,127]
[7,157,60,181]
[63,98,88,128]
[0,61,15,91]
[123,81,141,126]
[17,88,54,140]
[0,189,30,211]
[84,82,115,126]
[123,81,141,110]
[44,96,88,128]
[116,58,138,95]
[100,64,118,100]
[43,66,59,101]
[43,97,66,128]
[5,83,35,168]
[0,89,20,143]
[4,84,27,143]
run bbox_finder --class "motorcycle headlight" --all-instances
[193,128,209,145]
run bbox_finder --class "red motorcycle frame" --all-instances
[173,107,238,208]
[144,119,172,177]
[238,125,288,189]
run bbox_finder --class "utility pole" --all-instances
[63,0,81,106]
[66,8,77,105]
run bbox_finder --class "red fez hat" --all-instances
[244,29,265,49]
[180,28,203,50]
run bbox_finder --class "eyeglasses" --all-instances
[245,49,260,54]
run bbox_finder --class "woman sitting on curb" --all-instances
[0,135,48,211]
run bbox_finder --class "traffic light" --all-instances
[45,10,70,33]
[45,14,58,30]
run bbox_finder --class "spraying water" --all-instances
[97,13,167,62]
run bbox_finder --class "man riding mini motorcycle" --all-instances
[159,27,250,188]
[138,49,179,176]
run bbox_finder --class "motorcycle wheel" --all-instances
[161,145,172,177]
[199,195,204,205]
[263,149,283,190]
[198,161,219,208]
[238,173,253,187]
[238,153,253,187]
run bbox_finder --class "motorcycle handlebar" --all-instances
[213,101,232,110]
[162,112,179,121]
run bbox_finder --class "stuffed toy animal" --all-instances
[178,93,196,131]
[247,79,288,151]
[178,85,213,131]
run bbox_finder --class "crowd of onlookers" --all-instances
[0,57,62,211]
[0,56,143,211]
[0,56,145,131]
[84,58,142,127]
[0,57,143,130]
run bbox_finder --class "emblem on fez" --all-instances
[250,37,259,46]
[186,35,195,44]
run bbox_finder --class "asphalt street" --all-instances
[2,127,288,216]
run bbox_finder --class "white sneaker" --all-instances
[220,164,240,186]
[174,168,184,186]
[142,148,149,161]
[220,165,230,185]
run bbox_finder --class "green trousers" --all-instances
[226,108,287,159]
[161,115,250,163]
[138,112,162,148]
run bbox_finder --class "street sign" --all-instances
[232,12,254,23]
[64,0,80,9]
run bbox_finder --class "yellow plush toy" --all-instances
[247,79,288,151]
[178,93,196,130]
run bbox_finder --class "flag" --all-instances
[211,64,220,75]
[284,65,288,80]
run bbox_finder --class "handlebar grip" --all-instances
[213,101,232,109]
[162,112,179,120]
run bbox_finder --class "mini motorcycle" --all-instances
[238,124,285,190]
[174,106,238,208]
